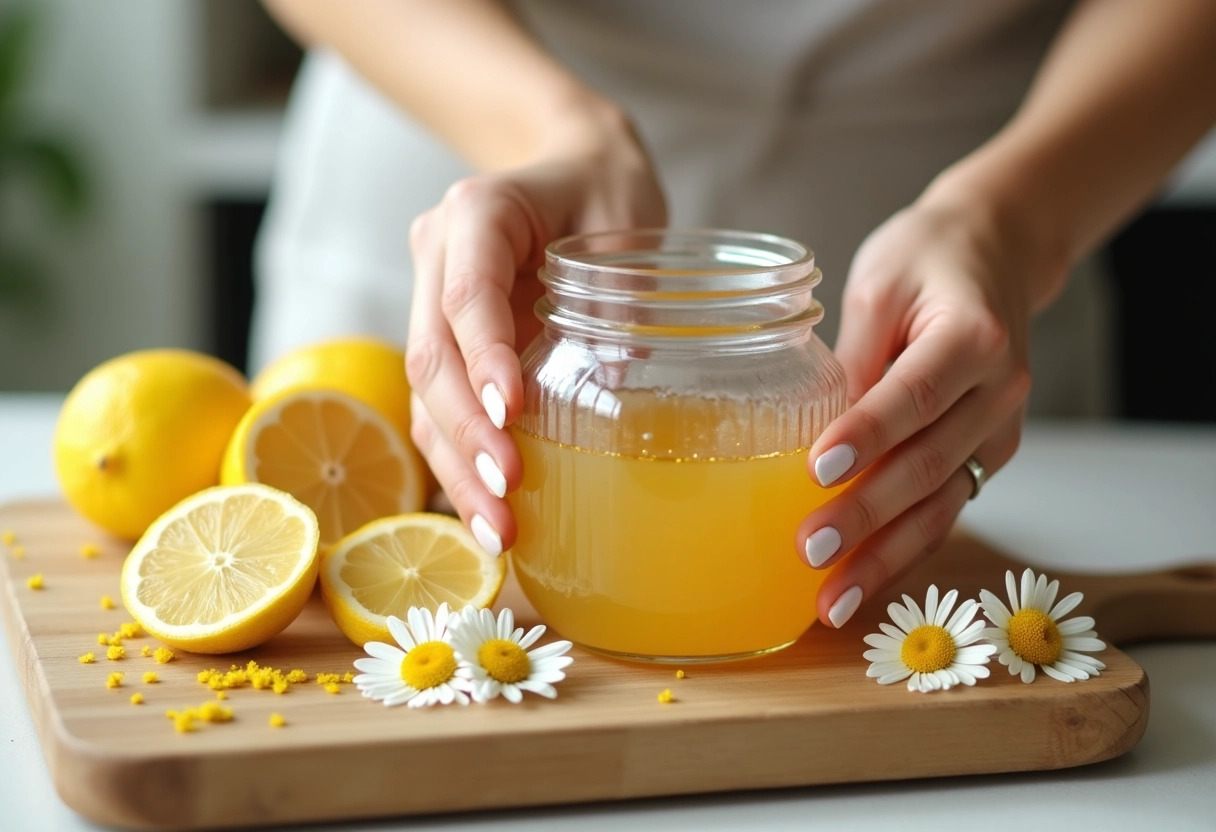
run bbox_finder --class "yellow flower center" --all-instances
[477,639,531,684]
[900,625,957,673]
[399,641,457,690]
[1006,608,1062,666]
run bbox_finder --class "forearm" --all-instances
[262,0,625,171]
[924,0,1216,308]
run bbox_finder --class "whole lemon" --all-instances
[251,337,413,442]
[53,349,252,540]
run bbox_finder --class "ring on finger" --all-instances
[962,455,987,501]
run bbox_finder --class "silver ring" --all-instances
[963,456,987,500]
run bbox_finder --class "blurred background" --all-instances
[1,0,1214,422]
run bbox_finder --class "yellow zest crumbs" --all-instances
[79,542,101,559]
[120,622,142,639]
[108,634,123,647]
[657,688,675,704]
[273,678,289,695]
[286,669,309,684]
[107,644,125,661]
[166,702,234,734]
[130,692,144,705]
[143,672,159,684]
[342,671,355,683]
[153,646,175,664]
[78,652,95,664]
[198,661,310,694]
[106,672,124,689]
[269,713,286,728]
[676,669,686,679]
[141,645,152,657]
[98,633,110,646]
[216,691,228,700]
[324,682,341,695]
[314,672,342,685]
[26,573,43,590]
[12,545,26,559]
[100,595,116,610]
[1,529,15,545]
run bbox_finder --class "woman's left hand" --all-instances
[798,190,1065,628]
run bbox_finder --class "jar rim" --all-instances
[546,228,813,279]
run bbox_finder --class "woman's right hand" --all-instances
[406,107,666,556]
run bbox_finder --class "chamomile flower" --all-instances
[863,585,996,693]
[353,603,472,707]
[980,568,1106,684]
[451,607,573,703]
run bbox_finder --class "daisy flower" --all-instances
[353,603,472,707]
[451,607,573,703]
[980,568,1107,684]
[863,585,996,693]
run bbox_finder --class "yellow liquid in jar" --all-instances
[508,427,840,661]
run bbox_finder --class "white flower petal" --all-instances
[954,644,996,664]
[938,588,961,628]
[1061,636,1107,652]
[1007,654,1025,675]
[363,641,407,663]
[517,679,558,698]
[878,622,906,641]
[387,616,415,651]
[877,668,913,685]
[528,641,574,661]
[982,627,1009,642]
[954,619,988,646]
[1042,578,1061,613]
[1019,662,1037,684]
[497,607,515,640]
[353,656,397,675]
[867,661,909,678]
[518,624,547,649]
[864,633,904,651]
[1060,650,1106,670]
[1050,591,1085,620]
[979,589,1012,627]
[888,601,918,634]
[1040,663,1076,683]
[966,664,991,680]
[1007,569,1022,612]
[1050,660,1091,681]
[1056,616,1096,635]
[923,585,940,627]
[942,596,973,634]
[902,594,928,627]
[502,684,524,703]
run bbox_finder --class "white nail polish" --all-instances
[814,443,856,487]
[470,514,503,557]
[475,452,507,498]
[805,526,842,569]
[828,585,863,628]
[481,383,506,430]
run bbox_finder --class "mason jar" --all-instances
[507,229,847,663]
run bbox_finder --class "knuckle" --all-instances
[404,339,444,391]
[440,269,482,319]
[444,474,483,517]
[967,310,1012,361]
[849,491,883,537]
[1002,364,1033,411]
[450,410,482,454]
[408,211,434,250]
[850,405,889,457]
[907,440,952,493]
[443,175,496,209]
[895,366,943,423]
[916,494,959,553]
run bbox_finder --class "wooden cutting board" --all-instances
[2,499,1214,832]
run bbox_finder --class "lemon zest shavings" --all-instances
[79,542,101,559]
[107,645,126,661]
[100,595,116,610]
[269,713,286,728]
[153,647,174,664]
[106,672,124,689]
[130,692,144,705]
[657,688,675,704]
[78,652,95,664]
[143,672,159,684]
[26,573,43,590]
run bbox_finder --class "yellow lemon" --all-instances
[120,483,320,654]
[53,349,251,540]
[251,337,413,443]
[221,388,427,547]
[320,513,505,647]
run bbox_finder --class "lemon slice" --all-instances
[320,513,506,647]
[221,389,427,546]
[120,484,320,654]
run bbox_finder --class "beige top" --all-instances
[251,0,1109,416]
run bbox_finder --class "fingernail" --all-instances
[481,383,506,430]
[804,526,841,568]
[814,443,856,487]
[470,514,502,557]
[474,452,507,498]
[828,585,863,628]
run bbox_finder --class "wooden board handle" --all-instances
[1069,562,1216,646]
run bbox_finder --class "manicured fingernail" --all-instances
[474,452,507,498]
[470,514,502,557]
[804,526,841,569]
[814,443,856,487]
[828,585,863,628]
[481,383,506,430]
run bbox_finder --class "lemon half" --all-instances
[320,513,506,647]
[120,484,320,654]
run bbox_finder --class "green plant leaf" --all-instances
[1,131,89,216]
[0,245,49,309]
[0,3,38,112]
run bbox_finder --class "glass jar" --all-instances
[507,229,847,663]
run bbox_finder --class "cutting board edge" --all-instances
[37,659,1150,832]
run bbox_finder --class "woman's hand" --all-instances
[798,189,1066,628]
[406,109,666,556]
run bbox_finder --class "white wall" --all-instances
[0,0,204,391]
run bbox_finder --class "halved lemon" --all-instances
[120,484,320,654]
[320,513,506,647]
[221,389,427,546]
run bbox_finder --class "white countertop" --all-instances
[2,392,1214,832]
